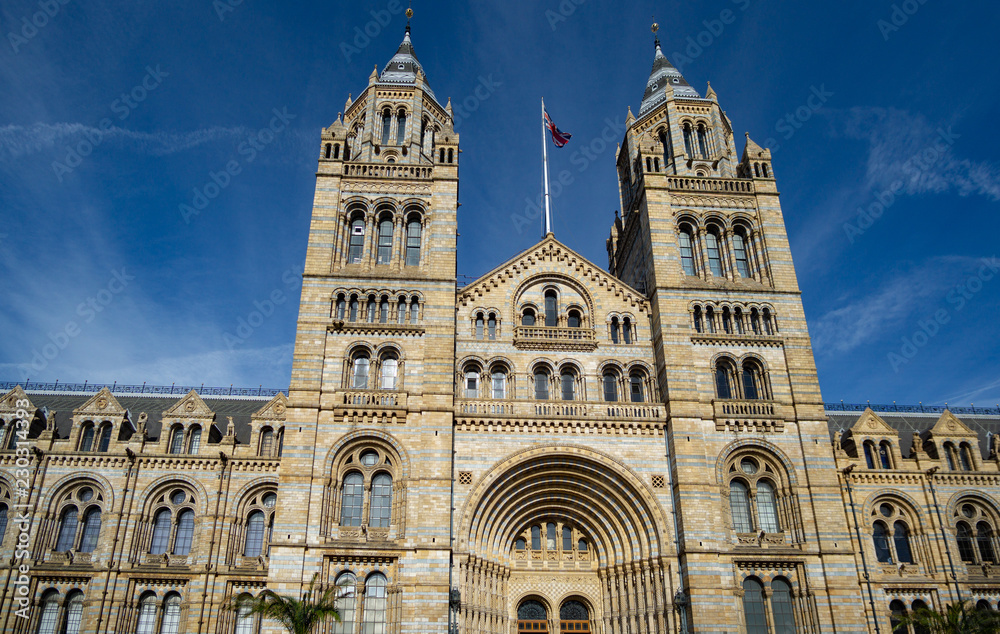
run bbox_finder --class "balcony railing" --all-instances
[457,399,665,421]
[513,326,598,350]
[715,399,778,418]
[666,176,754,194]
[342,390,406,409]
[343,163,433,180]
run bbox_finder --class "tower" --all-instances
[268,17,459,633]
[606,27,868,631]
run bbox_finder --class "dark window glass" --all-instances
[475,314,484,339]
[734,231,751,277]
[188,426,201,454]
[623,317,632,343]
[730,481,752,532]
[531,525,540,550]
[873,521,893,563]
[894,521,913,563]
[370,474,392,528]
[405,220,421,266]
[534,371,549,400]
[679,228,696,275]
[741,578,767,634]
[79,425,95,452]
[150,509,171,554]
[567,311,580,328]
[864,443,876,469]
[771,578,796,634]
[610,318,620,343]
[79,507,101,553]
[742,364,760,400]
[244,510,265,557]
[377,219,393,264]
[56,506,79,551]
[957,522,977,562]
[173,509,194,555]
[488,315,497,339]
[960,444,974,471]
[603,373,618,402]
[706,231,723,277]
[630,375,644,403]
[715,363,733,399]
[562,526,572,550]
[977,521,997,563]
[97,424,113,452]
[880,443,892,469]
[396,112,406,143]
[348,219,365,263]
[561,372,575,401]
[545,291,558,327]
[522,309,535,326]
[381,110,391,145]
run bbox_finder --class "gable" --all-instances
[252,392,288,421]
[162,390,216,420]
[0,386,35,414]
[929,410,978,438]
[73,387,126,418]
[849,408,897,436]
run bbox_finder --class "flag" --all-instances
[543,109,572,148]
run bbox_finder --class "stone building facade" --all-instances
[1,22,999,634]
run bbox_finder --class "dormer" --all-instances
[923,410,983,472]
[159,390,216,456]
[841,408,904,470]
[70,388,133,454]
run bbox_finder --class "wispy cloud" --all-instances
[0,123,248,159]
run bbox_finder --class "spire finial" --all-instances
[406,2,413,33]
[651,18,660,47]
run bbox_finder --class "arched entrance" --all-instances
[559,599,591,633]
[517,599,548,633]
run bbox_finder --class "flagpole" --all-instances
[541,97,552,237]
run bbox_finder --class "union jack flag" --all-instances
[543,109,572,148]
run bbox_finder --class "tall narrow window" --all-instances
[367,295,377,322]
[79,507,102,553]
[380,355,398,390]
[705,230,723,276]
[379,297,389,323]
[679,226,696,275]
[56,507,79,551]
[350,296,359,322]
[561,371,575,401]
[340,473,364,527]
[352,354,370,389]
[169,427,185,454]
[397,297,406,324]
[544,291,558,327]
[683,123,693,157]
[697,124,709,158]
[534,370,550,400]
[381,109,391,145]
[762,308,774,335]
[0,504,7,543]
[977,522,997,563]
[235,601,254,634]
[630,374,644,403]
[370,474,392,528]
[750,308,761,335]
[770,579,797,634]
[756,480,780,532]
[98,424,113,452]
[64,591,85,634]
[475,313,484,339]
[610,317,620,343]
[79,425,95,452]
[531,525,541,550]
[729,481,753,532]
[879,442,892,469]
[722,308,732,334]
[150,509,171,554]
[957,522,976,562]
[396,111,406,143]
[889,601,907,634]
[487,314,497,340]
[260,429,274,457]
[733,230,751,277]
[522,308,535,326]
[419,119,427,150]
[36,593,61,634]
[562,526,572,551]
[336,295,346,320]
[173,509,194,555]
[348,219,365,264]
[693,306,704,332]
[334,573,357,634]
[362,574,388,634]
[492,370,506,399]
[465,371,479,398]
[944,443,957,471]
[742,362,761,400]
[715,361,734,399]
[960,444,974,471]
[603,373,618,402]
[405,220,421,266]
[244,510,265,557]
[893,521,913,563]
[873,521,893,563]
[623,317,632,343]
[741,578,767,634]
[377,219,393,265]
[546,522,557,549]
[160,594,181,634]
[135,594,158,634]
[864,442,876,469]
[659,129,671,162]
[410,298,419,323]
[187,426,201,454]
[567,310,580,328]
[705,307,716,333]
[734,308,745,334]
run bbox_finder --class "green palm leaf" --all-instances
[227,574,343,634]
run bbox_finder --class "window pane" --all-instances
[893,521,913,563]
[705,232,723,277]
[0,505,7,543]
[630,375,643,403]
[492,372,506,399]
[603,374,618,402]
[36,596,60,634]
[465,372,479,398]
[56,506,79,551]
[380,358,398,390]
[150,509,171,554]
[376,220,393,265]
[879,444,892,469]
[244,511,265,557]
[535,372,549,400]
[742,367,759,400]
[235,603,254,634]
[522,310,535,326]
[610,318,620,343]
[188,427,201,454]
[734,233,751,277]
[873,521,893,563]
[957,522,976,562]
[260,430,274,457]
[98,425,113,452]
[170,428,185,454]
[715,365,732,399]
[370,474,392,528]
[173,510,194,555]
[381,111,391,145]
[622,318,632,344]
[352,357,370,389]
[161,595,181,634]
[771,579,796,634]
[341,473,364,527]
[405,221,421,266]
[960,445,973,471]
[396,113,406,143]
[475,315,484,339]
[741,578,767,634]
[977,522,997,563]
[79,508,102,553]
[889,600,906,633]
[136,597,158,634]
[64,593,85,634]
[563,526,572,550]
[488,315,497,339]
[756,481,780,533]
[544,292,558,327]
[79,426,95,452]
[864,443,876,469]
[531,525,540,550]
[362,574,388,634]
[348,220,365,263]
[561,373,575,401]
[679,230,695,276]
[729,481,752,532]
[546,523,556,549]
[334,574,357,634]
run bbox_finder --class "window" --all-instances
[79,424,95,451]
[683,123,693,157]
[770,578,797,634]
[381,109,391,145]
[475,313,484,339]
[396,297,406,324]
[56,507,78,552]
[332,574,357,634]
[367,295,377,322]
[960,443,974,471]
[742,360,764,400]
[750,308,761,335]
[879,442,893,469]
[235,599,254,634]
[762,308,774,335]
[150,509,172,554]
[560,600,590,632]
[741,578,767,634]
[546,522,557,549]
[562,526,572,550]
[348,218,365,264]
[531,525,541,550]
[622,317,632,343]
[64,591,85,634]
[161,594,181,634]
[693,306,703,332]
[362,574,388,634]
[97,424,113,452]
[169,426,184,454]
[705,307,716,333]
[544,290,558,327]
[678,225,696,276]
[567,310,580,328]
[705,229,723,277]
[37,592,61,634]
[260,428,274,457]
[340,473,364,527]
[396,111,406,143]
[863,442,877,469]
[729,481,752,533]
[465,369,480,398]
[522,308,536,326]
[173,509,194,555]
[349,295,360,322]
[352,353,370,389]
[610,317,620,343]
[487,314,497,339]
[978,521,997,563]
[943,442,957,470]
[405,219,421,266]
[487,369,506,399]
[380,354,398,390]
[756,480,780,532]
[369,474,392,528]
[561,370,576,401]
[734,229,751,278]
[244,511,265,557]
[534,369,550,400]
[894,521,914,563]
[0,502,7,543]
[627,373,645,402]
[410,298,419,323]
[187,426,201,454]
[889,600,907,634]
[135,593,158,634]
[79,507,101,553]
[336,295,346,320]
[873,521,893,563]
[715,359,736,400]
[377,219,393,265]
[659,129,671,161]
[697,124,710,158]
[602,372,619,402]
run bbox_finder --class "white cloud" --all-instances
[0,122,248,159]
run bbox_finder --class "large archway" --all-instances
[456,446,677,634]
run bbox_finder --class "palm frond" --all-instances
[226,575,343,634]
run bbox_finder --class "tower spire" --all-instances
[639,23,700,116]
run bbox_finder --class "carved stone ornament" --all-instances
[96,397,108,410]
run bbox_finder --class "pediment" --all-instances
[252,393,288,421]
[849,408,897,436]
[73,387,126,418]
[929,410,978,438]
[0,385,34,413]
[162,390,215,420]
[457,235,649,313]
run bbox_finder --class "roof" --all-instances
[826,411,1000,459]
[379,26,439,103]
[639,41,700,115]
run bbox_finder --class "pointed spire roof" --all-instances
[379,26,438,102]
[640,39,700,115]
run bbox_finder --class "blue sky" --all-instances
[1,1,998,406]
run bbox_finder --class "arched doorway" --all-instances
[517,599,548,633]
[559,600,591,633]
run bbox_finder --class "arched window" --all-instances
[741,360,765,400]
[560,600,590,633]
[331,574,357,634]
[889,600,907,633]
[531,525,541,550]
[894,521,914,563]
[977,521,997,563]
[349,295,360,322]
[36,592,61,634]
[873,521,893,563]
[405,218,422,266]
[484,313,497,340]
[64,591,85,634]
[161,594,181,634]
[351,352,370,389]
[522,307,536,326]
[629,373,645,403]
[562,526,572,550]
[697,124,709,158]
[410,298,419,323]
[715,359,736,400]
[864,442,877,469]
[957,521,976,562]
[602,371,619,402]
[336,294,347,320]
[380,353,398,390]
[659,129,672,162]
[56,507,79,552]
[419,118,427,150]
[325,143,332,159]
[534,368,550,400]
[362,574,388,634]
[187,426,201,454]
[682,123,694,157]
[960,443,974,471]
[377,218,393,265]
[750,308,761,335]
[173,509,194,555]
[693,306,704,332]
[546,522,557,549]
[729,480,753,533]
[97,424,113,452]
[244,510,265,557]
[168,426,184,454]
[705,307,716,333]
[678,224,696,276]
[396,111,406,143]
[771,578,796,634]
[370,474,392,528]
[756,480,780,532]
[381,109,391,145]
[464,366,480,398]
[762,308,774,335]
[578,539,588,551]
[733,229,751,278]
[754,163,761,177]
[150,509,172,554]
[0,502,7,543]
[654,157,660,171]
[340,473,364,527]
[734,307,745,334]
[448,148,454,163]
[567,310,580,328]
[439,148,446,163]
[610,317,620,343]
[943,442,957,470]
[518,600,548,632]
[762,163,770,177]
[491,368,507,399]
[544,290,558,327]
[560,370,576,401]
[705,229,723,277]
[741,578,767,634]
[79,424,95,452]
[475,313,484,339]
[259,428,274,457]
[879,442,893,469]
[623,317,632,343]
[235,597,254,634]
[366,294,377,322]
[348,218,365,264]
[79,507,102,553]
[646,157,652,172]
